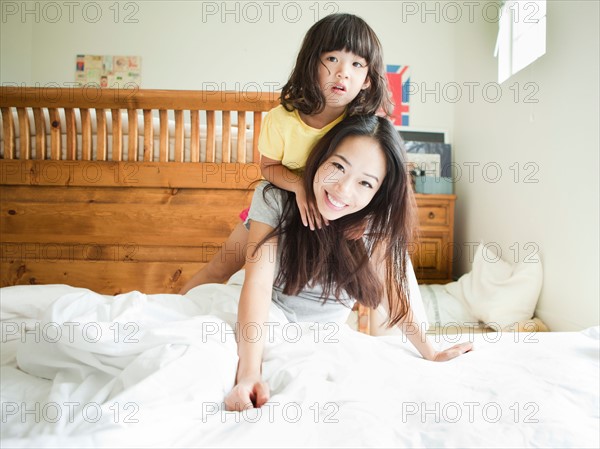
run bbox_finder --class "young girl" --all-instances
[223,115,473,411]
[179,13,393,293]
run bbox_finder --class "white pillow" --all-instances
[419,284,479,328]
[444,242,543,329]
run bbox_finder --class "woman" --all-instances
[186,115,472,411]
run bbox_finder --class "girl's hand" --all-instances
[431,342,474,362]
[224,376,270,411]
[295,184,328,230]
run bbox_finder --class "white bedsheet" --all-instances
[1,283,598,448]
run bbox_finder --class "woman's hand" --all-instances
[224,376,270,411]
[430,341,474,362]
[295,184,328,230]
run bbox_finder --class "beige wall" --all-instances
[0,0,457,133]
[453,1,599,330]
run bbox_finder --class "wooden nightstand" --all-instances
[356,194,457,334]
[412,194,456,284]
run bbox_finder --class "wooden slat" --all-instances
[190,110,200,163]
[357,305,371,335]
[96,109,107,161]
[174,110,184,162]
[0,87,279,113]
[48,108,61,160]
[1,199,247,247]
[111,109,122,161]
[143,109,153,161]
[159,110,168,162]
[1,242,221,263]
[252,111,262,163]
[237,111,247,163]
[80,108,92,160]
[16,108,30,160]
[206,111,216,162]
[65,108,76,160]
[222,111,231,163]
[0,160,262,190]
[127,109,138,162]
[32,108,46,160]
[1,107,15,159]
[1,260,207,295]
[0,184,253,205]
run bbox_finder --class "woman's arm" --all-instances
[398,315,472,361]
[260,155,326,230]
[371,246,473,361]
[224,220,278,411]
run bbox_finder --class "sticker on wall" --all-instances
[386,65,410,126]
[75,55,142,88]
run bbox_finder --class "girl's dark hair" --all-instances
[280,13,393,117]
[259,115,416,327]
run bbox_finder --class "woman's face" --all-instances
[313,135,387,221]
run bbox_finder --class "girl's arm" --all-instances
[260,155,302,193]
[224,220,278,411]
[260,156,326,230]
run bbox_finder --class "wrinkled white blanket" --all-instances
[1,282,598,448]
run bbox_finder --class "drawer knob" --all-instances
[428,212,435,219]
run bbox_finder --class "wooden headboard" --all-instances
[0,87,279,295]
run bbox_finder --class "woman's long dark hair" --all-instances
[258,115,416,327]
[280,13,393,117]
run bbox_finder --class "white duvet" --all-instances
[1,280,598,448]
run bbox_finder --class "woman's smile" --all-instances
[324,190,348,210]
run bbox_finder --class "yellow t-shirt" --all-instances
[258,105,345,172]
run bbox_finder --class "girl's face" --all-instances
[318,50,371,111]
[313,135,386,221]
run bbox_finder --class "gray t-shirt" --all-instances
[246,181,356,324]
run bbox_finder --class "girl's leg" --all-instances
[179,222,249,294]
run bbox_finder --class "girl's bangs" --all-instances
[320,21,376,63]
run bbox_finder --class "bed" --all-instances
[1,87,598,448]
[1,283,598,448]
[0,85,376,333]
[0,86,273,295]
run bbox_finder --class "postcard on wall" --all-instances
[386,65,410,126]
[75,55,142,88]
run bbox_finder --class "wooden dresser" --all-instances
[356,193,456,334]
